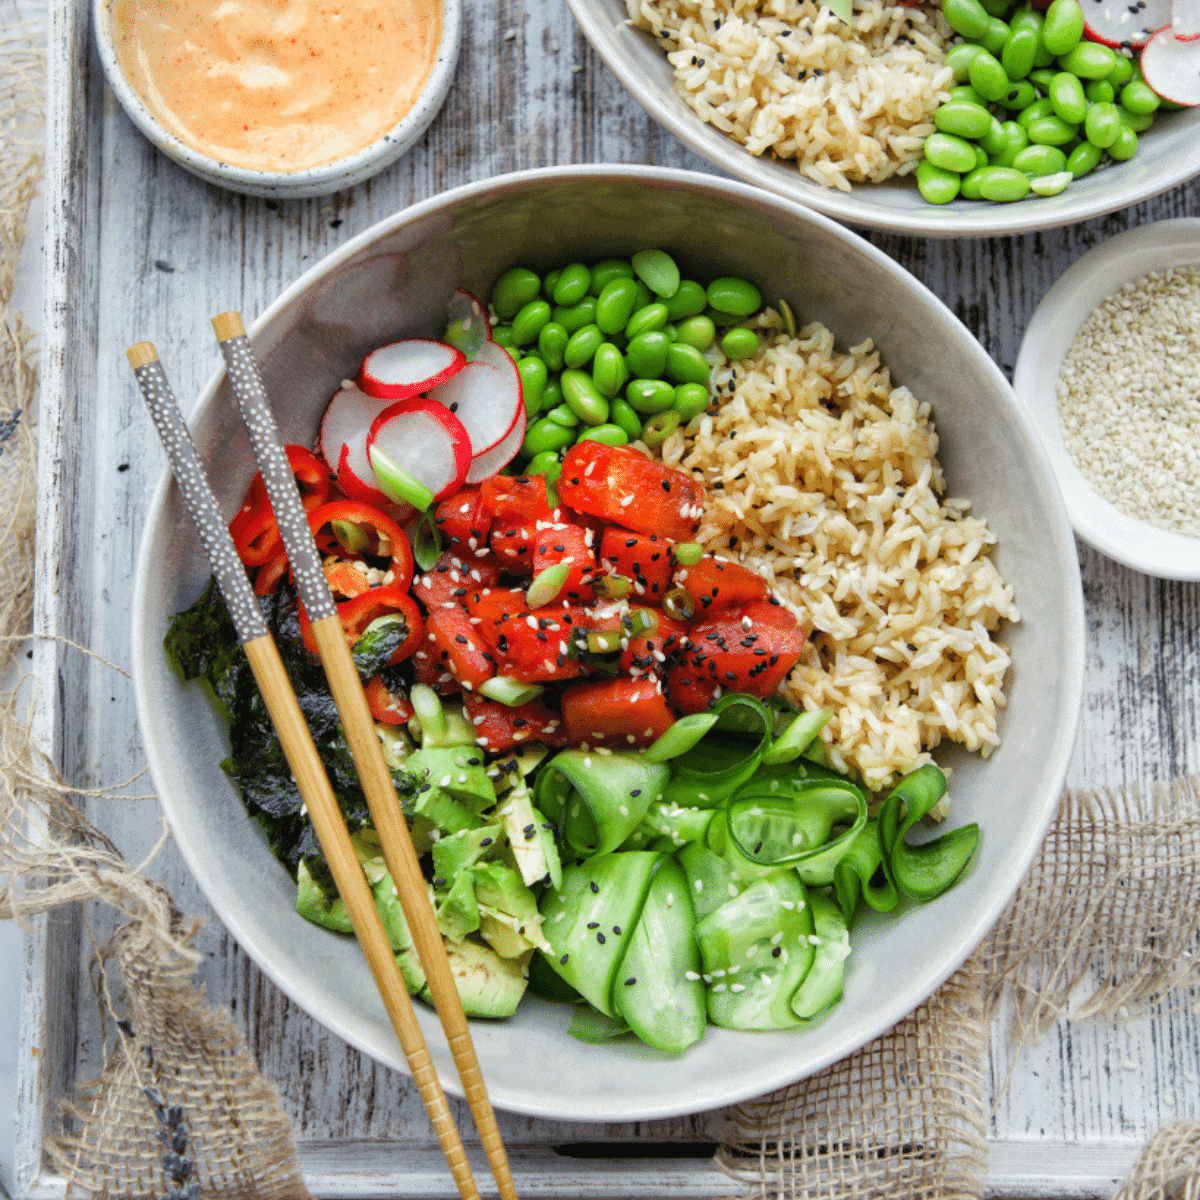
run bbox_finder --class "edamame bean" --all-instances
[1030,170,1074,195]
[491,267,541,319]
[1013,143,1067,176]
[979,114,1010,156]
[675,315,716,351]
[673,382,710,423]
[665,342,712,385]
[961,166,989,201]
[526,450,566,481]
[721,327,760,360]
[491,324,515,348]
[950,84,987,105]
[1085,79,1114,103]
[706,277,762,318]
[553,262,592,307]
[1027,115,1077,145]
[564,323,605,370]
[968,49,1011,101]
[554,296,598,333]
[523,416,576,457]
[1001,26,1038,80]
[934,100,993,139]
[542,269,562,301]
[626,377,677,414]
[542,378,563,411]
[1106,54,1134,86]
[577,424,628,447]
[592,343,629,398]
[1066,138,1102,178]
[538,320,569,371]
[663,322,679,342]
[1107,125,1138,160]
[981,0,1011,14]
[610,397,644,441]
[1041,0,1084,55]
[561,369,611,425]
[916,158,962,204]
[943,0,990,40]
[511,299,552,345]
[634,281,654,312]
[589,259,634,296]
[946,42,985,81]
[982,16,1010,56]
[998,79,1038,109]
[991,121,1029,166]
[631,249,681,298]
[625,302,669,340]
[1059,40,1115,78]
[1121,79,1160,115]
[1084,102,1121,147]
[1029,68,1058,91]
[1122,108,1154,133]
[518,355,548,416]
[546,403,579,427]
[641,411,680,448]
[977,165,1032,201]
[924,131,978,174]
[626,330,671,378]
[595,277,641,334]
[664,279,708,320]
[1009,7,1043,37]
[504,346,522,364]
[1048,72,1087,123]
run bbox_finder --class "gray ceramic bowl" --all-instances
[94,0,462,199]
[567,0,1200,237]
[131,166,1084,1120]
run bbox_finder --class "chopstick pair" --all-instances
[128,320,517,1200]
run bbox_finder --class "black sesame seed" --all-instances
[560,954,570,965]
[624,977,637,986]
[590,881,599,893]
[597,932,606,944]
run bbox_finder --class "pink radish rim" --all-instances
[357,338,467,401]
[366,397,472,502]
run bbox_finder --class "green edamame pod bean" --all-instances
[981,0,1011,14]
[491,267,542,319]
[916,159,962,204]
[538,321,569,371]
[663,322,678,342]
[526,450,566,481]
[1001,27,1038,80]
[675,315,716,351]
[973,143,989,170]
[561,368,611,425]
[979,114,1010,156]
[634,281,654,312]
[1029,67,1058,91]
[665,342,712,386]
[1027,114,1077,145]
[577,424,628,447]
[924,131,978,173]
[625,330,671,378]
[589,259,634,296]
[554,296,598,333]
[942,0,990,40]
[542,378,563,412]
[518,355,548,416]
[1041,0,1084,54]
[631,249,681,298]
[626,378,677,413]
[1066,138,1102,178]
[595,277,641,335]
[504,346,522,364]
[721,327,760,360]
[706,277,762,318]
[1049,72,1087,123]
[934,100,993,139]
[977,165,1032,201]
[982,16,1010,56]
[960,166,989,200]
[610,397,644,441]
[625,302,669,340]
[1012,143,1067,176]
[553,262,592,307]
[673,382,710,423]
[968,49,1011,101]
[1085,79,1114,103]
[950,84,987,104]
[546,403,579,428]
[946,42,985,81]
[542,269,562,301]
[1059,40,1115,78]
[641,411,680,448]
[1033,39,1056,68]
[1120,79,1160,115]
[511,299,551,345]
[491,324,515,349]
[991,121,1029,166]
[523,416,576,457]
[1030,170,1074,195]
[1084,102,1121,147]
[592,343,629,398]
[998,79,1038,109]
[564,323,605,370]
[1122,108,1154,132]
[1107,124,1138,160]
[1106,54,1134,86]
[664,280,708,320]
[1009,7,1043,36]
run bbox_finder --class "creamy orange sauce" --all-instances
[111,0,442,173]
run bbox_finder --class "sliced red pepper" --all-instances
[531,523,597,603]
[681,603,806,699]
[675,555,768,613]
[434,486,493,551]
[480,474,552,523]
[424,606,497,693]
[308,500,414,592]
[365,675,415,725]
[462,691,568,752]
[243,444,333,514]
[414,550,503,613]
[556,442,705,542]
[561,677,676,747]
[489,521,538,575]
[253,547,290,596]
[599,528,674,604]
[229,498,282,567]
[299,586,422,664]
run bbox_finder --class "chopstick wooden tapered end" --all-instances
[126,342,159,370]
[212,311,247,342]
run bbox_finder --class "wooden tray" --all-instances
[17,2,1200,1195]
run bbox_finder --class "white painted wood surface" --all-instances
[16,0,1200,1196]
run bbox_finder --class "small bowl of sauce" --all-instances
[95,0,461,198]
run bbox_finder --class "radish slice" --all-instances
[319,383,393,504]
[1140,24,1200,102]
[366,398,472,507]
[443,289,490,361]
[465,405,527,485]
[1083,0,1169,47]
[358,339,466,401]
[1174,0,1200,38]
[427,357,523,458]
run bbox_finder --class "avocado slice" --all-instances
[406,746,497,833]
[296,859,353,934]
[421,938,528,1018]
[376,723,414,774]
[369,872,427,994]
[431,824,503,886]
[497,785,561,890]
[436,869,480,944]
[472,862,550,956]
[489,743,550,795]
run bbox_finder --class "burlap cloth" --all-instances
[1,20,1198,1200]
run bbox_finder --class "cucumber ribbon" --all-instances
[661,693,773,809]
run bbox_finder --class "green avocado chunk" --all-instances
[436,868,481,944]
[296,859,353,934]
[371,871,427,993]
[406,746,497,834]
[497,785,561,890]
[422,938,527,1019]
[432,824,503,885]
[472,861,549,957]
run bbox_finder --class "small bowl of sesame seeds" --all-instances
[1014,219,1200,581]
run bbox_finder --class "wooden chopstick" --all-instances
[210,312,519,1200]
[127,342,485,1200]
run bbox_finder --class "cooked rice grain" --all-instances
[625,0,954,191]
[654,319,1019,790]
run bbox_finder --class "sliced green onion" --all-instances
[643,712,719,763]
[368,445,435,511]
[413,510,444,572]
[663,585,695,622]
[762,708,833,765]
[586,629,622,655]
[591,573,632,600]
[626,608,658,638]
[479,675,545,706]
[671,542,704,566]
[526,560,572,609]
[409,683,447,744]
[332,519,370,555]
[778,298,797,338]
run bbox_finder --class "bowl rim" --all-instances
[1013,217,1200,580]
[93,0,463,199]
[131,164,1085,1119]
[563,0,1200,239]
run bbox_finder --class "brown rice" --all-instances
[623,0,955,192]
[650,316,1019,791]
